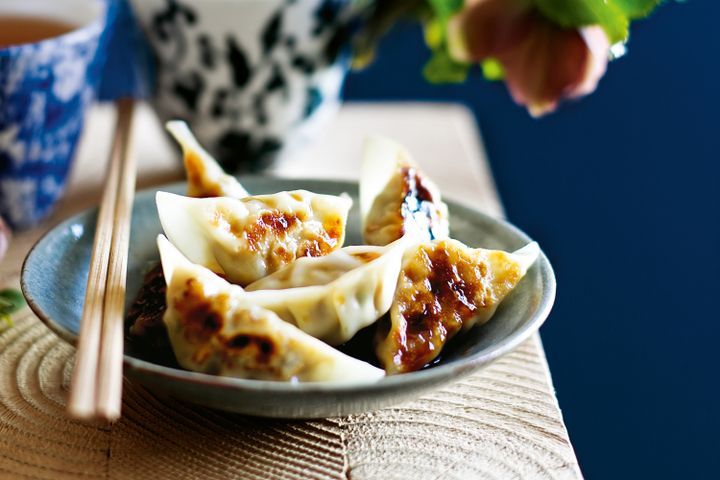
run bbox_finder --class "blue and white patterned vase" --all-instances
[0,0,110,230]
[130,0,351,172]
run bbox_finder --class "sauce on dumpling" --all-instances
[360,135,450,246]
[398,165,448,240]
[376,239,525,374]
[365,163,449,246]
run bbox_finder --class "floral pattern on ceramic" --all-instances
[0,5,108,229]
[131,0,350,172]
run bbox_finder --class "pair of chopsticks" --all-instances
[68,99,137,421]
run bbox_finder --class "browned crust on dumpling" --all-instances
[365,165,448,246]
[243,212,304,252]
[175,277,229,344]
[172,278,292,376]
[318,215,345,252]
[350,251,382,263]
[185,152,223,198]
[377,240,522,374]
[209,206,344,277]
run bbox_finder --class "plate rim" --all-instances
[21,176,556,394]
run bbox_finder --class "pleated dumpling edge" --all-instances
[376,238,541,374]
[166,120,249,199]
[156,235,385,383]
[155,189,352,285]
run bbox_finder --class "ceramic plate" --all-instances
[21,177,555,418]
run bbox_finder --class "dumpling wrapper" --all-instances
[376,239,540,374]
[360,135,450,246]
[158,235,384,383]
[245,236,410,345]
[246,240,409,290]
[166,120,249,199]
[157,190,351,286]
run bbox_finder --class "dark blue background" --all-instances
[344,2,719,479]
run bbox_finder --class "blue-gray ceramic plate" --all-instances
[21,177,555,418]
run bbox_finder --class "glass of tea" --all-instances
[0,0,110,229]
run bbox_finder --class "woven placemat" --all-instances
[0,273,580,480]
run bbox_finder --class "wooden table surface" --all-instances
[0,102,582,479]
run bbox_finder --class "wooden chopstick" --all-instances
[68,99,136,421]
[96,99,137,419]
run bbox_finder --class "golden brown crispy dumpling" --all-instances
[166,120,249,199]
[375,239,539,374]
[156,190,351,286]
[360,135,449,246]
[158,235,385,383]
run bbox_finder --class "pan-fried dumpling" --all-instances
[156,190,351,285]
[360,135,449,246]
[166,120,249,199]
[247,243,396,290]
[244,237,409,345]
[376,239,539,374]
[158,235,384,383]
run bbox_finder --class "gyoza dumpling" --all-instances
[247,242,397,290]
[158,235,384,383]
[166,120,249,199]
[360,135,449,246]
[156,190,352,285]
[376,239,539,374]
[244,236,409,345]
